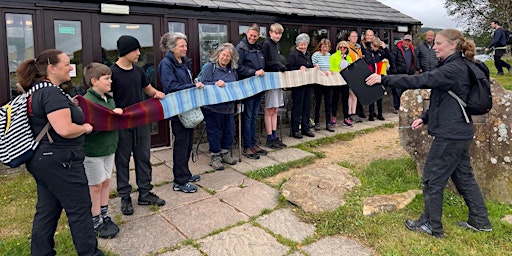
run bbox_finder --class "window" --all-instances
[238,25,266,43]
[308,27,328,52]
[168,22,185,33]
[54,20,83,95]
[5,13,34,99]
[198,23,227,66]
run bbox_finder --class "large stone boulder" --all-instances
[398,79,512,203]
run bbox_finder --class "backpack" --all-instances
[448,59,492,123]
[0,83,53,168]
[504,28,512,45]
[194,62,216,83]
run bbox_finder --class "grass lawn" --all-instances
[486,57,512,90]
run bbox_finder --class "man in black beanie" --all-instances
[110,35,167,215]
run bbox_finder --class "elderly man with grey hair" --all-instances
[286,33,315,139]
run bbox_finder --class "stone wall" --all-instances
[398,79,512,203]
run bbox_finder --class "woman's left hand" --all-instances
[215,80,226,87]
[195,82,205,88]
[365,73,382,86]
[154,91,166,99]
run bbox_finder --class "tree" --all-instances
[444,0,512,34]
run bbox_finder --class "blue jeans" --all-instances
[242,93,262,149]
[419,137,490,236]
[392,88,403,110]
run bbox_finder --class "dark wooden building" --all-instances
[0,0,421,147]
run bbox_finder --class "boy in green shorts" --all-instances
[83,62,124,238]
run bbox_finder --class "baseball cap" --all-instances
[403,35,412,41]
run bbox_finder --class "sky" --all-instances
[378,0,458,29]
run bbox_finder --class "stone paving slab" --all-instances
[196,169,258,192]
[301,236,374,256]
[160,197,249,239]
[198,223,289,256]
[267,147,315,163]
[256,208,315,243]
[99,214,185,256]
[151,183,212,210]
[230,155,281,174]
[160,246,203,256]
[215,182,278,216]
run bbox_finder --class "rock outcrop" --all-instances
[398,79,512,203]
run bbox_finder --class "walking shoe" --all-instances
[94,221,118,239]
[343,118,353,127]
[497,72,504,76]
[331,116,337,126]
[326,124,335,132]
[292,131,303,139]
[243,148,260,159]
[102,216,120,234]
[405,220,443,238]
[252,145,268,156]
[313,123,321,131]
[188,175,201,182]
[358,112,366,118]
[392,108,399,114]
[377,115,385,120]
[221,152,237,165]
[274,138,287,147]
[265,139,282,149]
[138,192,165,206]
[173,182,197,193]
[120,196,134,216]
[456,221,492,232]
[302,130,315,137]
[368,115,375,121]
[209,154,225,170]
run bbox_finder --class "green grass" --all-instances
[486,58,512,90]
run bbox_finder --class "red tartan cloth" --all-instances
[76,95,165,131]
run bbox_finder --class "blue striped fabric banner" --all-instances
[160,68,346,118]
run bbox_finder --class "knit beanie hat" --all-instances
[117,35,141,57]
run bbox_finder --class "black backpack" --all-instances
[505,28,512,45]
[448,59,492,123]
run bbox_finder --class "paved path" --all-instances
[100,114,399,255]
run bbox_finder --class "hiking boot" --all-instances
[120,196,133,216]
[368,115,375,121]
[314,123,321,131]
[377,114,385,121]
[252,145,267,156]
[326,124,335,132]
[302,130,315,137]
[456,221,492,232]
[94,222,118,239]
[138,192,165,206]
[331,116,337,126]
[265,139,282,149]
[102,216,120,234]
[405,220,443,238]
[188,175,200,182]
[292,131,303,139]
[274,138,287,147]
[221,152,237,165]
[173,182,197,193]
[209,154,225,170]
[343,118,353,127]
[243,148,260,159]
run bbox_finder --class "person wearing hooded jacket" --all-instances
[389,34,415,113]
[366,28,491,238]
[236,23,267,160]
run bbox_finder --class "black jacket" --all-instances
[286,48,313,71]
[362,42,391,70]
[382,53,474,140]
[236,37,265,79]
[390,41,416,75]
[415,41,438,72]
[263,37,286,72]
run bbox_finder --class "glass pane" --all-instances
[238,25,266,43]
[198,23,227,67]
[336,28,354,42]
[308,27,328,52]
[168,22,185,33]
[5,13,34,99]
[54,20,83,96]
[100,23,158,134]
[279,26,299,66]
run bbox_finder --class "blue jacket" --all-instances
[488,27,508,48]
[236,37,265,80]
[382,54,474,140]
[201,62,237,114]
[158,51,196,120]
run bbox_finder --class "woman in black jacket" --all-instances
[366,29,491,238]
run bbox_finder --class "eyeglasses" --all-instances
[339,47,348,49]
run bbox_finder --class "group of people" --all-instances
[18,22,499,255]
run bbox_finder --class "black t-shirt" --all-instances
[110,64,149,108]
[30,85,84,146]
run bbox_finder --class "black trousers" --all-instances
[27,145,104,256]
[418,137,490,236]
[368,98,383,117]
[115,125,153,198]
[313,85,332,126]
[494,49,511,74]
[171,119,194,185]
[291,85,312,133]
